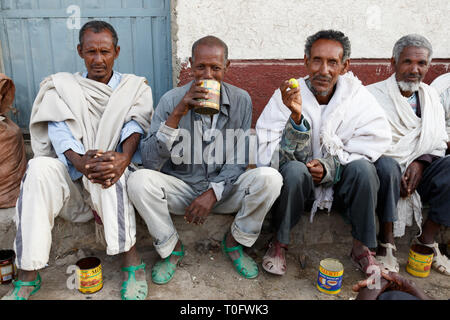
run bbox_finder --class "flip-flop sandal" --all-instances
[151,243,185,285]
[222,233,258,279]
[376,242,400,273]
[262,241,288,276]
[121,262,148,300]
[1,273,41,300]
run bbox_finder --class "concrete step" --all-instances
[1,206,448,261]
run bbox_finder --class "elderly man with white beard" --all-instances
[367,34,450,276]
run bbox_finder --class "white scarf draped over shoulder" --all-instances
[30,72,153,158]
[256,72,392,222]
[367,73,447,237]
[431,73,450,140]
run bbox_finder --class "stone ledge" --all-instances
[1,207,447,261]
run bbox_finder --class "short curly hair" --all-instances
[304,30,351,63]
[79,20,118,49]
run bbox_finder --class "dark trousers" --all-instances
[271,159,380,248]
[376,155,450,227]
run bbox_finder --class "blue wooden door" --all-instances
[0,0,172,131]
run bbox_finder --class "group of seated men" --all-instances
[2,20,449,300]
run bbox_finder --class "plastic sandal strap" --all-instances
[13,273,41,288]
[379,242,397,251]
[121,262,146,273]
[171,243,185,257]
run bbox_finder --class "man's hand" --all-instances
[280,80,302,124]
[65,149,100,178]
[401,161,424,198]
[166,80,209,129]
[184,189,217,225]
[85,151,132,188]
[306,159,324,184]
[353,271,430,300]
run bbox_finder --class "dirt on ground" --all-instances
[1,214,449,301]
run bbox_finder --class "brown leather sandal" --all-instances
[350,249,386,276]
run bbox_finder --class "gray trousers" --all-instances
[127,167,283,258]
[376,155,450,227]
[271,159,381,248]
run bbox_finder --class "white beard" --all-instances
[397,80,420,93]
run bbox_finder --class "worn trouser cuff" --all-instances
[154,231,179,259]
[231,221,258,247]
[106,237,136,256]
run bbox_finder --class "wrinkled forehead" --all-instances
[192,44,226,62]
[81,29,115,48]
[398,46,430,61]
[309,39,344,61]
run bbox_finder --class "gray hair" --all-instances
[304,30,351,63]
[392,34,433,63]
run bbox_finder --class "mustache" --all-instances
[404,73,421,80]
[312,75,332,82]
[90,65,106,69]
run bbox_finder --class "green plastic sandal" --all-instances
[121,262,148,300]
[151,243,185,285]
[1,273,42,300]
[222,234,258,279]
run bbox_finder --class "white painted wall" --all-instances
[174,0,449,63]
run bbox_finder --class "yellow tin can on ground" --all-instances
[195,79,221,115]
[317,258,344,295]
[406,244,434,278]
[76,257,103,294]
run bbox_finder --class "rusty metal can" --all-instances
[0,249,17,284]
[406,244,434,278]
[195,79,221,115]
[76,257,103,294]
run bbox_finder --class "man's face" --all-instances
[77,29,120,83]
[392,46,430,92]
[304,39,349,96]
[189,44,230,82]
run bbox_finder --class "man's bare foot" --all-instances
[225,233,241,261]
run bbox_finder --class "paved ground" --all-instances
[1,209,449,301]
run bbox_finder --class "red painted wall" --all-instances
[178,59,450,128]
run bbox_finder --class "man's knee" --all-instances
[26,157,66,181]
[343,159,379,192]
[375,156,401,180]
[280,160,311,188]
[345,159,377,180]
[252,167,283,194]
[28,156,63,172]
[127,169,164,201]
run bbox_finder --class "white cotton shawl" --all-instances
[431,73,450,140]
[367,73,447,237]
[256,72,392,222]
[30,72,153,158]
